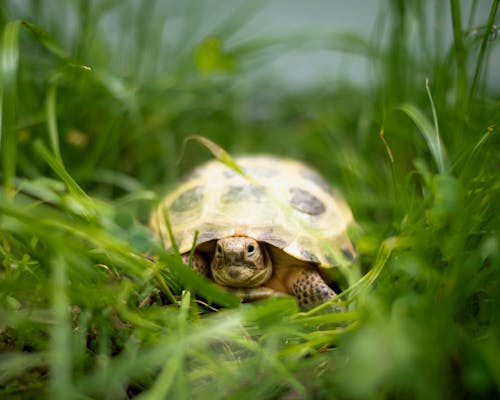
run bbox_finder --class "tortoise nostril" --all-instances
[229,270,240,279]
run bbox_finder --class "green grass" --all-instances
[1,1,499,399]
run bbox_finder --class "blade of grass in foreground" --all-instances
[0,20,20,192]
[0,353,48,386]
[75,312,243,397]
[137,291,191,400]
[49,254,73,399]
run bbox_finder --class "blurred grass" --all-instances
[1,0,499,399]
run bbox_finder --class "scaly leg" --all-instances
[225,287,286,302]
[286,267,342,310]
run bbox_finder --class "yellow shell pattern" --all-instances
[151,156,356,267]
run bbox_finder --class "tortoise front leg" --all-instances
[286,267,342,310]
[225,287,286,302]
[181,252,209,277]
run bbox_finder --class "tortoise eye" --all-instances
[247,244,255,254]
[216,244,223,254]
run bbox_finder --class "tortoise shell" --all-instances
[151,155,356,267]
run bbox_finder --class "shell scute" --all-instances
[221,184,264,204]
[170,185,204,213]
[289,187,326,216]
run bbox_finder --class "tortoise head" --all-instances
[210,237,272,288]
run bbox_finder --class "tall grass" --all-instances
[1,1,499,399]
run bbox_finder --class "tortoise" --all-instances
[150,155,356,309]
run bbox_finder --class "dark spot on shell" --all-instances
[221,184,263,203]
[300,169,333,194]
[323,248,356,265]
[300,249,320,263]
[170,186,204,212]
[325,254,336,265]
[289,187,326,215]
[342,247,356,262]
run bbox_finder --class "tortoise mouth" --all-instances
[212,265,272,288]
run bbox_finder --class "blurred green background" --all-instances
[1,1,499,399]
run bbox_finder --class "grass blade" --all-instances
[424,78,445,172]
[450,0,469,105]
[138,291,192,400]
[470,0,499,98]
[399,83,447,174]
[20,20,70,60]
[181,135,250,180]
[46,84,62,162]
[33,140,90,203]
[49,254,73,399]
[0,20,20,192]
[0,353,48,385]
